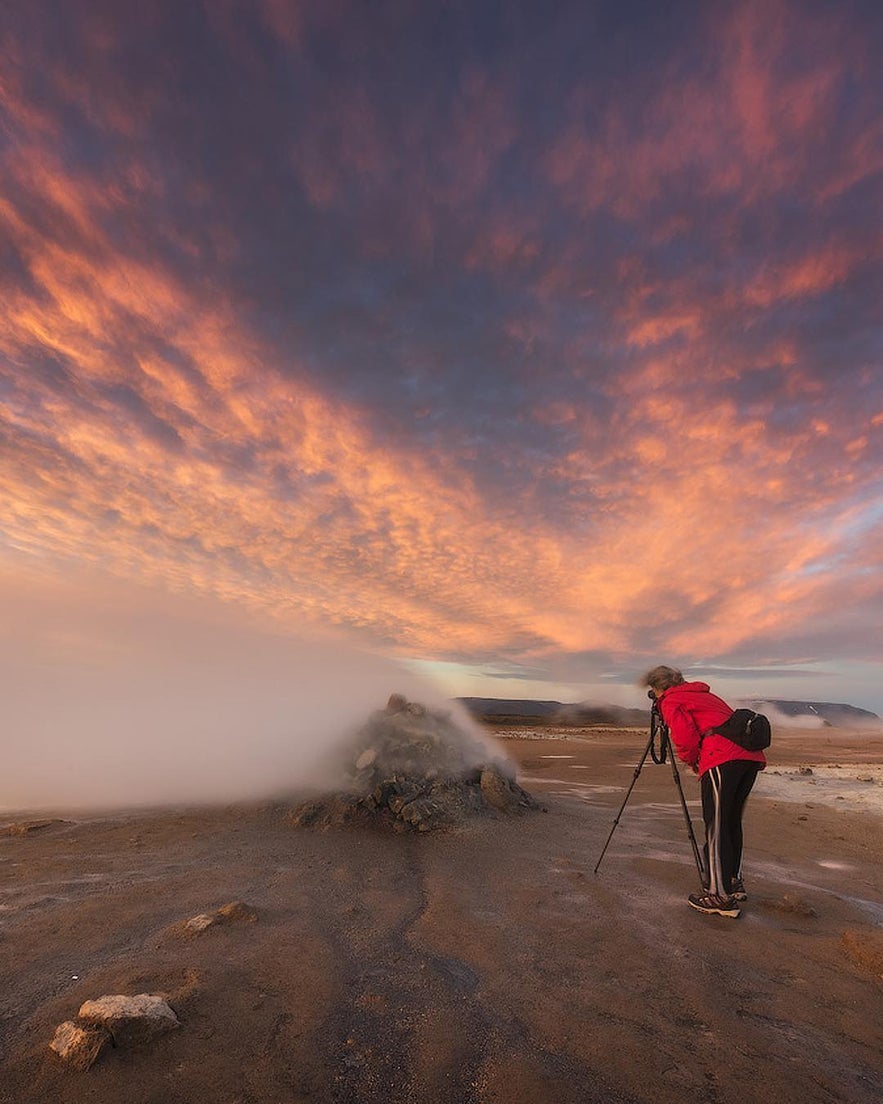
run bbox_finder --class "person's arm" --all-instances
[660,700,702,770]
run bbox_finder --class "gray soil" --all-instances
[1,728,882,1103]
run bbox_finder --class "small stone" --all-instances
[184,914,216,933]
[49,1021,111,1070]
[759,894,817,918]
[398,795,436,828]
[387,793,410,815]
[779,894,817,917]
[216,900,258,923]
[355,749,377,771]
[798,766,813,776]
[840,929,883,978]
[287,801,322,828]
[77,994,179,1046]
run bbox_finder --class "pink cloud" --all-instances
[259,0,306,46]
[741,241,880,308]
[543,0,874,216]
[0,0,880,681]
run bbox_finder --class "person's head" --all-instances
[643,665,685,697]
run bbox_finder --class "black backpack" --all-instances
[710,708,771,751]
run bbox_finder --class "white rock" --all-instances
[78,994,179,1045]
[184,913,217,933]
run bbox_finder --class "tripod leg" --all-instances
[593,733,654,874]
[668,752,705,884]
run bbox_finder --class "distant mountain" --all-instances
[550,701,649,726]
[457,698,647,726]
[458,697,881,728]
[457,698,562,720]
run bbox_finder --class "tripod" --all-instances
[594,697,705,880]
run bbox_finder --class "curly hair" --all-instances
[642,665,685,693]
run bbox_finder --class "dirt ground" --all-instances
[2,726,882,1104]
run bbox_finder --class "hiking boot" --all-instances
[730,877,747,901]
[688,892,741,918]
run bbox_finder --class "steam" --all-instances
[743,702,828,729]
[738,701,883,731]
[0,573,496,813]
[323,693,510,792]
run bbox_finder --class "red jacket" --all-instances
[657,681,767,777]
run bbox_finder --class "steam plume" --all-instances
[1,571,494,812]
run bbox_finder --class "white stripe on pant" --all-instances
[706,766,724,894]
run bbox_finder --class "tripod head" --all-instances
[648,689,670,765]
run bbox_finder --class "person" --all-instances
[643,665,766,918]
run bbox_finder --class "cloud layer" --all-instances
[1,0,882,691]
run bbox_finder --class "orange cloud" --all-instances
[1,0,880,681]
[1,146,574,653]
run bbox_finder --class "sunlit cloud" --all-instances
[0,0,881,708]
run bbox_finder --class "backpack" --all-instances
[710,708,771,751]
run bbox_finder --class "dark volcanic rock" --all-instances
[288,795,374,830]
[289,695,539,832]
[480,767,536,813]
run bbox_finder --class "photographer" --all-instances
[643,666,766,918]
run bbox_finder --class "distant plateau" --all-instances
[457,697,881,729]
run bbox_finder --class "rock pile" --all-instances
[289,694,539,832]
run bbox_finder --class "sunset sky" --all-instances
[2,0,882,715]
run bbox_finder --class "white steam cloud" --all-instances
[0,569,497,813]
[743,702,828,729]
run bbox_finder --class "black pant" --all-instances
[700,760,761,896]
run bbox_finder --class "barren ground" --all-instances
[2,727,882,1104]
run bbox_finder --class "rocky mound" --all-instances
[289,694,539,832]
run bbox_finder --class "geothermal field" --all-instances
[1,705,882,1104]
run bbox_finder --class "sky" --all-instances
[1,0,882,717]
